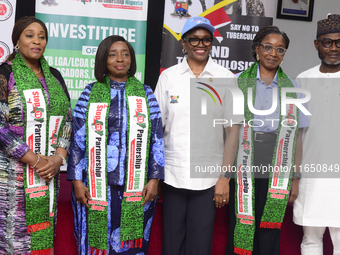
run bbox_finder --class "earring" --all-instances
[182,48,187,54]
[256,54,260,61]
[14,44,19,52]
[280,59,284,65]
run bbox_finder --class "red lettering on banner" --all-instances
[98,201,108,206]
[128,139,136,190]
[26,188,37,194]
[28,133,34,185]
[94,105,104,122]
[28,134,33,150]
[287,104,294,117]
[247,216,255,220]
[88,200,98,205]
[126,197,142,202]
[123,192,134,197]
[29,191,46,198]
[28,165,34,186]
[271,194,285,199]
[279,190,289,194]
[88,200,108,206]
[38,185,48,191]
[243,125,249,141]
[50,118,60,142]
[273,139,284,187]
[90,147,96,197]
[240,220,253,225]
[32,91,41,107]
[91,205,104,211]
[269,188,279,193]
[102,4,142,10]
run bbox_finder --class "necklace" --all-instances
[34,68,42,75]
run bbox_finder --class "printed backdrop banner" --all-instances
[161,0,274,74]
[36,0,149,108]
[0,0,16,63]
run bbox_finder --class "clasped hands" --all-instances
[34,154,63,182]
[73,179,160,208]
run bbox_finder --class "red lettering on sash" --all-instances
[128,139,136,190]
[90,147,96,197]
[238,165,243,213]
[273,139,284,187]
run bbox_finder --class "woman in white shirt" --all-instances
[155,16,242,255]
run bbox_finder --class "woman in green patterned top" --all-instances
[0,16,72,254]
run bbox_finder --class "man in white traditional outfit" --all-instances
[293,14,340,255]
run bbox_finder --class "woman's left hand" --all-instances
[289,178,299,203]
[142,179,159,206]
[35,154,62,182]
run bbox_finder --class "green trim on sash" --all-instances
[12,52,69,252]
[234,62,299,254]
[85,76,151,252]
[120,76,151,247]
[86,76,110,251]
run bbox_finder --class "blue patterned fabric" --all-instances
[67,80,164,255]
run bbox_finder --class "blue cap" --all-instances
[181,16,215,39]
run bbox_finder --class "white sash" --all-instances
[24,89,47,193]
[47,116,63,216]
[87,103,109,207]
[235,101,298,221]
[126,96,149,196]
[236,124,254,220]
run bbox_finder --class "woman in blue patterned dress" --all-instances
[67,35,164,255]
[0,16,72,254]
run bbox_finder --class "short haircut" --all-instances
[251,26,290,61]
[94,35,137,83]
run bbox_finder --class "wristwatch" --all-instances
[224,171,233,179]
[292,172,301,179]
[56,153,66,165]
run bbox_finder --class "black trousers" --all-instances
[226,140,281,255]
[162,183,216,255]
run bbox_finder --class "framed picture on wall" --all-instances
[276,0,314,21]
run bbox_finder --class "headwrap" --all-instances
[317,14,340,37]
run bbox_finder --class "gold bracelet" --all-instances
[32,154,40,169]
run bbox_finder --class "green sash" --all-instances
[86,76,151,253]
[12,52,69,253]
[234,62,299,255]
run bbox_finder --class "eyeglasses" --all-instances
[183,37,213,47]
[259,44,287,56]
[317,38,340,48]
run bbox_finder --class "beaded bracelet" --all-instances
[32,154,40,169]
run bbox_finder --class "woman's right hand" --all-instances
[213,175,230,208]
[73,180,92,208]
